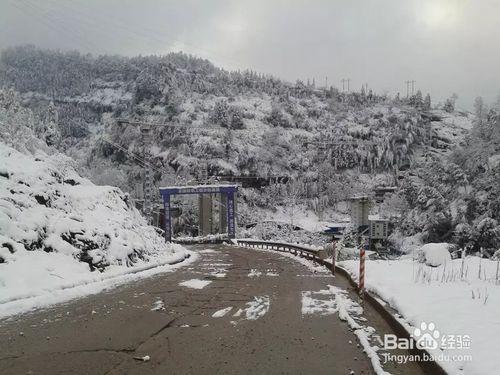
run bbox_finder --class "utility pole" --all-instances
[116,120,155,224]
[116,119,214,225]
[141,126,154,224]
[341,78,351,92]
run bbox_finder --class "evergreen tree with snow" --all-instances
[443,93,458,113]
[44,101,61,147]
[210,100,230,127]
[414,90,423,108]
[424,93,431,110]
[229,106,244,129]
[474,96,486,129]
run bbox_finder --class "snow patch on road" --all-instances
[233,308,243,317]
[212,307,233,318]
[248,269,279,277]
[245,296,270,320]
[198,249,217,254]
[151,299,165,311]
[199,249,217,254]
[302,285,388,375]
[211,272,226,278]
[248,269,262,277]
[179,279,212,289]
[301,289,336,315]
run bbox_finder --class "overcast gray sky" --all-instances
[1,0,500,109]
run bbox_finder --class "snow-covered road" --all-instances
[0,245,424,375]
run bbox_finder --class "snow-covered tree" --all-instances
[43,101,61,147]
[474,218,500,255]
[210,99,230,127]
[443,93,458,113]
[266,105,292,128]
[281,180,303,227]
[473,96,487,137]
[414,90,423,108]
[424,93,431,110]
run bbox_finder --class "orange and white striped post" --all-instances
[359,237,369,298]
[331,239,337,275]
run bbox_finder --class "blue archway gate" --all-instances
[159,185,239,242]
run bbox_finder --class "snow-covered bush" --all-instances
[242,221,328,247]
[0,142,183,271]
[388,231,423,254]
[473,218,500,256]
[417,243,452,267]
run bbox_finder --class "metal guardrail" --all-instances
[235,238,447,375]
[235,239,327,263]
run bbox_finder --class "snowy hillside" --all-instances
[4,46,495,253]
[0,140,188,314]
[0,48,472,213]
[0,46,468,183]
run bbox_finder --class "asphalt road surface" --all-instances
[0,245,424,375]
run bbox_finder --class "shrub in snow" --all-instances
[388,231,422,255]
[417,243,452,267]
[242,221,328,247]
[0,142,181,272]
[266,105,292,128]
[473,218,500,256]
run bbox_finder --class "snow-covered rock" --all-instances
[417,243,452,266]
[0,141,187,311]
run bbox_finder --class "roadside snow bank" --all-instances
[0,251,196,319]
[339,257,500,375]
[0,142,189,317]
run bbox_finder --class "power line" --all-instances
[11,0,100,52]
[115,119,220,223]
[40,0,164,53]
[41,0,271,73]
[116,119,203,129]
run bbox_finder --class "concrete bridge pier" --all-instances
[198,194,214,236]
